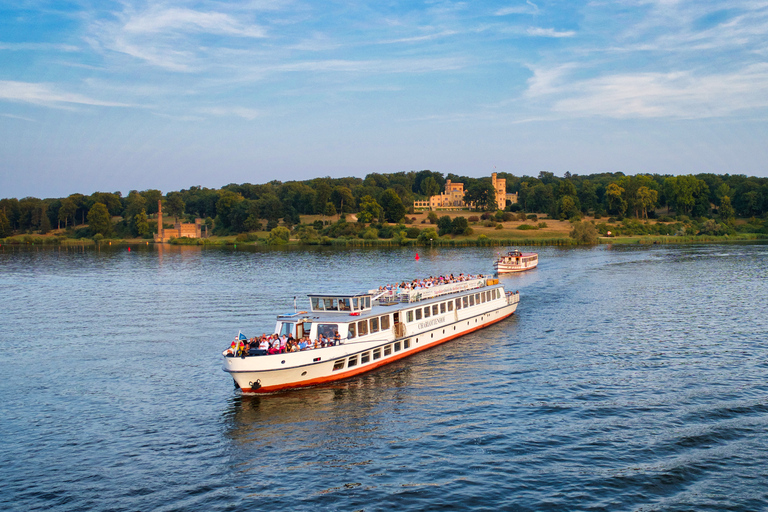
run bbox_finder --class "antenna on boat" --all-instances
[293,296,297,312]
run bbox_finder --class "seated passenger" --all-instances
[333,331,341,345]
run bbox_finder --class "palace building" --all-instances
[154,200,205,242]
[413,173,518,211]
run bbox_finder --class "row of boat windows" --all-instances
[333,339,413,371]
[346,288,501,339]
[406,288,501,322]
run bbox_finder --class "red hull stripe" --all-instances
[242,309,515,393]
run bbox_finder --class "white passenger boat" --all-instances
[223,275,521,393]
[494,250,538,274]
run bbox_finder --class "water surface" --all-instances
[1,243,767,511]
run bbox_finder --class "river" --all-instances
[1,243,767,511]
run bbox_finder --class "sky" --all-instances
[1,0,768,199]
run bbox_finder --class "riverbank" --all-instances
[2,211,766,247]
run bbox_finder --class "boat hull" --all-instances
[493,261,538,274]
[224,299,518,393]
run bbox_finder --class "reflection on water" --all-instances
[2,243,768,511]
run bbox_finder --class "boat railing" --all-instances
[507,291,520,305]
[397,277,486,303]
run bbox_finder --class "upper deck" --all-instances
[276,276,500,322]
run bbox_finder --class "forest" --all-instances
[2,170,768,241]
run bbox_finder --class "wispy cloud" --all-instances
[526,63,768,119]
[0,42,79,52]
[122,7,267,38]
[526,27,576,37]
[1,113,37,122]
[495,1,539,16]
[0,81,133,108]
[199,106,260,120]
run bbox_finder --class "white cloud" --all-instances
[0,80,133,108]
[526,63,768,119]
[0,42,79,52]
[526,27,576,37]
[199,107,260,120]
[495,1,539,16]
[123,7,266,38]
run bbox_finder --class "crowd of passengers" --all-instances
[377,273,483,292]
[226,331,342,357]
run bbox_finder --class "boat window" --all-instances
[317,324,338,340]
[297,322,312,338]
[361,352,370,364]
[384,345,392,356]
[415,309,422,320]
[440,302,446,314]
[311,298,323,311]
[373,348,381,360]
[432,305,438,315]
[407,310,414,322]
[380,315,390,330]
[324,298,338,311]
[404,339,410,349]
[424,306,431,318]
[339,298,351,311]
[358,320,368,336]
[370,317,379,333]
[353,298,359,310]
[347,356,358,367]
[468,295,474,307]
[455,298,462,310]
[475,293,480,304]
[448,301,454,312]
[496,289,501,299]
[279,322,294,337]
[365,297,371,309]
[333,360,345,371]
[394,342,401,352]
[463,296,468,308]
[348,323,356,338]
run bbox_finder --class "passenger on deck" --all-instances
[334,331,341,345]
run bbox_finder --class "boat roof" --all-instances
[277,282,506,323]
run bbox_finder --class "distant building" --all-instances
[414,172,518,211]
[154,200,204,242]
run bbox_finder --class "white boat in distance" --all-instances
[223,275,520,393]
[494,250,538,274]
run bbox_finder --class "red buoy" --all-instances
[415,253,420,260]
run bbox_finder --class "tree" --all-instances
[331,186,355,213]
[719,195,735,225]
[165,192,186,219]
[437,215,453,236]
[134,210,150,238]
[357,195,383,223]
[570,221,598,244]
[605,183,627,217]
[464,180,496,211]
[87,202,112,236]
[324,202,337,220]
[0,209,11,237]
[420,176,440,197]
[267,226,290,245]
[379,188,406,223]
[636,186,658,219]
[451,216,469,235]
[556,195,580,220]
[58,198,77,229]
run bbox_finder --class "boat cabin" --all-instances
[308,293,372,313]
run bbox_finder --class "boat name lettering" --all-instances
[417,316,446,330]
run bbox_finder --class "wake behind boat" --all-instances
[494,250,538,274]
[223,274,520,393]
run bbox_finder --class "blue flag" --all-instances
[239,332,248,340]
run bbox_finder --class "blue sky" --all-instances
[1,0,767,199]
